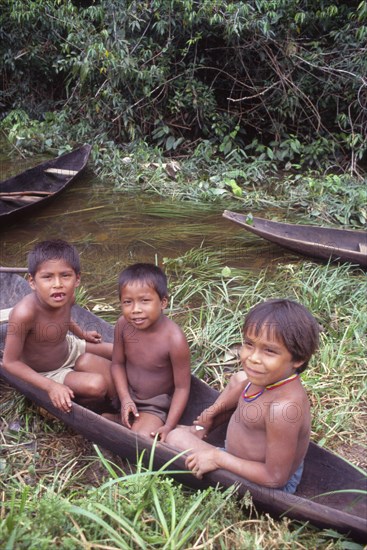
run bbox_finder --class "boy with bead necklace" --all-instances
[166,299,320,493]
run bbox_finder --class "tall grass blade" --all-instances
[69,504,147,549]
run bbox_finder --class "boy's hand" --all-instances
[150,423,172,443]
[47,382,74,413]
[189,423,208,440]
[120,398,139,429]
[191,411,213,439]
[185,448,220,479]
[84,330,102,344]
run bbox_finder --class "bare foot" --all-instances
[102,412,121,424]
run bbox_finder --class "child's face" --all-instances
[120,282,168,330]
[240,324,303,387]
[29,259,80,308]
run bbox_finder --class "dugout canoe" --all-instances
[0,144,92,226]
[222,210,367,268]
[0,272,366,542]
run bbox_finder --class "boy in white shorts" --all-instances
[3,240,115,413]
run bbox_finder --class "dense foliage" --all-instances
[1,0,366,173]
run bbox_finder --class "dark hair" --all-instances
[243,299,320,373]
[28,240,80,276]
[118,263,168,300]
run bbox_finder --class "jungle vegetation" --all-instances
[1,0,366,179]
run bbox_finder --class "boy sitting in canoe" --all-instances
[166,299,320,493]
[3,239,115,413]
[106,263,191,442]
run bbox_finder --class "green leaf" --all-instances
[226,179,242,197]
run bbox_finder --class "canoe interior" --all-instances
[0,272,366,541]
[0,144,91,224]
[222,210,367,267]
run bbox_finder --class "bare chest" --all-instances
[27,309,71,344]
[120,322,171,369]
[125,336,171,370]
[231,396,270,431]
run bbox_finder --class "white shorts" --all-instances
[41,334,86,384]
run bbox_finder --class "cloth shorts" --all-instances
[281,461,304,494]
[40,334,86,384]
[128,386,172,423]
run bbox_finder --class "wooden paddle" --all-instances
[0,191,53,197]
[0,190,53,204]
[44,168,78,176]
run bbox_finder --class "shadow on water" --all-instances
[0,150,298,303]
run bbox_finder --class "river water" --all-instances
[0,147,293,308]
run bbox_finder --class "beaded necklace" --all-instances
[242,372,299,403]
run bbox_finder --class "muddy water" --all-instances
[0,150,294,307]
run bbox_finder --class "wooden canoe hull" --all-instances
[0,145,92,226]
[222,210,367,268]
[0,272,366,542]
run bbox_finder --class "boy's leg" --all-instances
[101,412,166,438]
[85,341,113,360]
[131,412,164,438]
[74,353,116,399]
[166,426,212,453]
[64,370,107,401]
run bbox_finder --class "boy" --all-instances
[3,239,115,413]
[166,299,320,493]
[108,263,191,442]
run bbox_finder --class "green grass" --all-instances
[1,421,363,549]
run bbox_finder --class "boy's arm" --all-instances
[187,399,303,487]
[69,319,102,343]
[110,318,138,428]
[193,371,246,437]
[153,328,191,442]
[3,306,74,413]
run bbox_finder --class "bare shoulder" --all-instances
[266,381,310,424]
[9,294,37,324]
[162,316,188,342]
[232,371,248,385]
